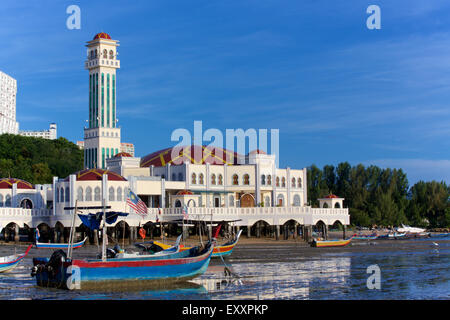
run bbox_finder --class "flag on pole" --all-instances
[182,205,188,220]
[126,190,148,216]
[156,206,161,223]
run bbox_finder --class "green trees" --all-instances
[0,134,83,184]
[307,163,450,228]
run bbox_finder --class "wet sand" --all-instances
[0,231,447,264]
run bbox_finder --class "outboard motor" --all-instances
[46,250,67,278]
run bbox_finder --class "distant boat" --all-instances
[0,244,33,273]
[35,237,87,250]
[397,224,426,233]
[353,233,378,240]
[311,235,354,248]
[430,233,450,238]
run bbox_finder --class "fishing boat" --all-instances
[311,235,354,248]
[397,224,426,233]
[31,241,214,289]
[430,233,450,238]
[0,244,33,273]
[153,229,243,258]
[35,237,88,249]
[353,233,378,240]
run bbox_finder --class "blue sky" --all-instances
[1,0,450,186]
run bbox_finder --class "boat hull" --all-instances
[0,244,32,273]
[35,237,87,249]
[311,237,353,248]
[32,244,213,289]
[154,230,243,258]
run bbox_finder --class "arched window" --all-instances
[276,177,280,187]
[265,196,270,207]
[85,187,92,201]
[297,178,302,188]
[109,187,115,201]
[94,49,98,58]
[261,174,266,185]
[335,202,341,208]
[229,195,235,207]
[109,50,114,59]
[77,187,83,201]
[323,202,329,208]
[218,174,223,185]
[292,177,296,188]
[282,177,286,187]
[243,174,250,185]
[123,187,129,201]
[117,187,122,201]
[65,187,70,203]
[0,194,3,207]
[94,187,101,201]
[103,49,107,58]
[55,188,59,202]
[267,175,272,185]
[175,200,182,207]
[191,173,197,184]
[178,173,183,181]
[5,195,11,207]
[277,194,285,207]
[232,174,239,185]
[211,174,216,185]
[199,173,204,185]
[293,194,301,206]
[172,173,176,181]
[60,188,65,203]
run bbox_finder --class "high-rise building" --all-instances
[19,123,57,140]
[0,71,19,134]
[83,33,121,169]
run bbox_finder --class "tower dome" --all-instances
[93,32,112,40]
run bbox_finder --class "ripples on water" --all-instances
[0,242,449,300]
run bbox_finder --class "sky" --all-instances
[1,0,450,186]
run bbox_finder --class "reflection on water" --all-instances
[0,244,448,300]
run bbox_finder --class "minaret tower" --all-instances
[84,32,121,169]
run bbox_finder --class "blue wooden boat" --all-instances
[31,242,214,289]
[35,237,87,249]
[0,244,32,273]
[353,233,378,240]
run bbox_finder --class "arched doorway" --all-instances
[283,219,301,240]
[20,198,33,209]
[250,220,271,238]
[240,194,255,207]
[175,200,182,207]
[314,220,328,239]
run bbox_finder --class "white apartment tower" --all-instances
[83,33,121,169]
[0,71,19,134]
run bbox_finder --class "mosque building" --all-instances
[0,33,349,243]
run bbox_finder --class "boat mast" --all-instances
[67,200,78,259]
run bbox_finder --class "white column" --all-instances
[12,183,17,207]
[287,167,291,207]
[52,176,58,216]
[161,178,166,208]
[255,163,261,206]
[303,168,308,207]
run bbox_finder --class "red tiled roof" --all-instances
[0,178,34,189]
[65,169,127,181]
[114,152,132,158]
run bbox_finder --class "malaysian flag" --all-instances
[182,205,188,220]
[126,190,148,216]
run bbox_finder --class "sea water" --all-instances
[0,239,448,300]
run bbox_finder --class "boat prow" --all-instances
[0,244,33,273]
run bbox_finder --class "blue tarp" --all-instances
[78,212,129,230]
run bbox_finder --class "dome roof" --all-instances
[0,178,34,189]
[114,152,132,158]
[249,149,267,155]
[140,145,242,167]
[93,32,112,40]
[66,169,127,181]
[324,194,340,199]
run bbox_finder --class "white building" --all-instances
[0,71,19,135]
[19,123,57,140]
